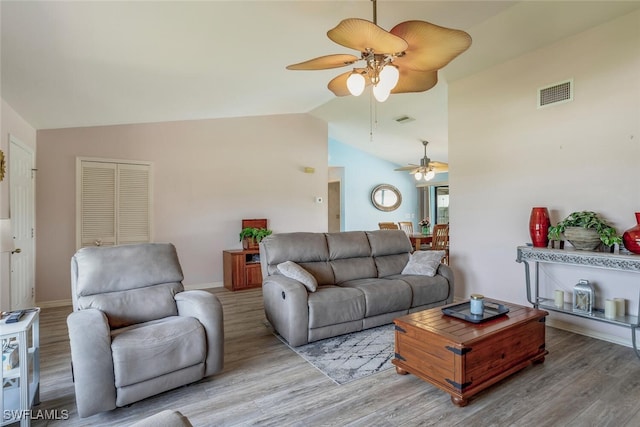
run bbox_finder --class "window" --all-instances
[76,158,153,248]
[419,185,449,225]
[435,186,449,224]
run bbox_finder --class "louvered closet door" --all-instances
[80,161,117,247]
[118,163,151,244]
[78,159,152,248]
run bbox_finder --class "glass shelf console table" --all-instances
[1,308,40,427]
[516,246,640,359]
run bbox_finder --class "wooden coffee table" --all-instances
[393,300,548,407]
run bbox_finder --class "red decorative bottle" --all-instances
[529,207,551,248]
[622,212,640,254]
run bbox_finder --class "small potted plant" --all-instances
[239,227,272,250]
[548,211,622,251]
[418,217,431,235]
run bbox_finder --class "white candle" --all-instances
[554,290,564,308]
[614,298,625,316]
[604,299,616,319]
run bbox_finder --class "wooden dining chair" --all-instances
[378,222,399,230]
[430,224,450,264]
[397,221,414,235]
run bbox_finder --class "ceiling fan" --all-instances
[286,0,472,102]
[394,140,447,181]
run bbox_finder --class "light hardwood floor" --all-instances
[32,287,640,426]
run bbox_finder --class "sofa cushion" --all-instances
[77,282,182,328]
[307,286,365,329]
[261,232,329,264]
[331,257,377,283]
[73,243,184,296]
[366,230,413,256]
[326,231,371,259]
[374,253,410,278]
[402,250,446,277]
[111,316,205,388]
[277,261,318,292]
[340,278,412,317]
[391,273,451,307]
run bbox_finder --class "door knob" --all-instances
[11,248,21,254]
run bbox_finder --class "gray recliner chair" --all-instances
[67,243,224,418]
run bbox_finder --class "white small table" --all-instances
[1,309,40,427]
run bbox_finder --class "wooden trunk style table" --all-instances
[393,300,548,407]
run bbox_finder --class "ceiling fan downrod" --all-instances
[372,0,377,25]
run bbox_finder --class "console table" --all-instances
[516,246,640,358]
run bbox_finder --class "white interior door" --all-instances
[9,135,35,309]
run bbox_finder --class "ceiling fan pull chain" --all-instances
[369,89,374,141]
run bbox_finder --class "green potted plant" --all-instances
[239,227,272,250]
[548,211,622,251]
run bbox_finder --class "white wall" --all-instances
[449,10,640,345]
[0,99,37,311]
[36,113,328,303]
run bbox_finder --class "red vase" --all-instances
[623,213,640,254]
[529,207,551,248]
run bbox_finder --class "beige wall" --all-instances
[0,99,37,311]
[449,10,640,345]
[36,113,328,303]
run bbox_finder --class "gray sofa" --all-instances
[67,243,224,418]
[259,230,454,346]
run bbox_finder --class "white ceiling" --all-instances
[2,1,639,168]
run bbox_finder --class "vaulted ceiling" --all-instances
[2,1,639,167]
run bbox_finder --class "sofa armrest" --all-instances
[262,276,310,347]
[67,309,116,418]
[437,263,455,303]
[175,290,224,376]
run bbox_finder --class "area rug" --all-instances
[274,324,396,385]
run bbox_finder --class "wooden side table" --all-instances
[223,249,262,291]
[1,308,40,427]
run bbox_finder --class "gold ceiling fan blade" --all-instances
[391,69,438,94]
[390,20,472,71]
[328,18,408,54]
[429,161,449,172]
[286,54,359,70]
[394,164,419,171]
[402,164,448,175]
[327,69,370,96]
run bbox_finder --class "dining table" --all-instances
[408,233,432,252]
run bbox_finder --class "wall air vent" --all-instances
[537,79,573,108]
[394,115,415,124]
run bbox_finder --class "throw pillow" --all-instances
[401,250,446,277]
[277,261,318,292]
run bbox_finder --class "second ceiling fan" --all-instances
[395,140,447,181]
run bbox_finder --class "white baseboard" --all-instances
[185,282,223,290]
[36,299,72,309]
[546,318,633,349]
[36,282,224,309]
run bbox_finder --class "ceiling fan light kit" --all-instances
[286,0,472,102]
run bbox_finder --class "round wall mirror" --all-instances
[371,184,402,212]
